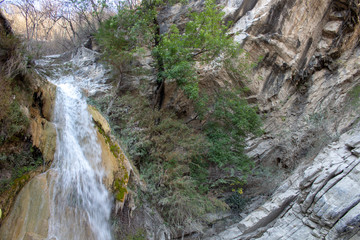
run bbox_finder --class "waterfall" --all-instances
[46,49,112,240]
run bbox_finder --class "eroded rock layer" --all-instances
[158,0,360,238]
[210,125,360,239]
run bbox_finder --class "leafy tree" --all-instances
[153,0,239,100]
[96,4,156,81]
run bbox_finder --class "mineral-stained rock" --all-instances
[0,171,53,240]
[23,232,46,240]
[88,105,111,136]
[89,106,171,239]
[30,117,56,165]
[88,105,144,217]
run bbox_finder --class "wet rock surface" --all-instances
[0,171,53,240]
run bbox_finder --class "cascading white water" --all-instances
[45,49,113,240]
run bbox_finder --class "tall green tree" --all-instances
[153,0,240,101]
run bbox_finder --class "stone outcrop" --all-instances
[208,124,360,239]
[0,171,54,240]
[88,105,135,206]
[30,118,56,165]
[0,78,57,231]
[89,105,171,240]
[224,0,360,168]
[29,75,57,165]
[158,0,360,168]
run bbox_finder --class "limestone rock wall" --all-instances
[30,83,57,165]
[158,0,360,168]
[158,0,360,238]
[208,123,360,240]
[0,79,57,231]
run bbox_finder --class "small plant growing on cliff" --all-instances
[349,85,360,107]
[0,79,30,145]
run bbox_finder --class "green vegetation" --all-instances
[95,5,156,79]
[125,229,147,240]
[206,90,262,171]
[153,0,238,99]
[91,91,260,227]
[0,23,33,146]
[0,145,43,194]
[114,175,129,202]
[349,85,360,107]
[0,98,30,145]
[225,192,248,211]
[94,0,262,230]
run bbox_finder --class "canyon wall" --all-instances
[157,0,360,238]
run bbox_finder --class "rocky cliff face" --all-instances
[158,0,360,238]
[0,76,57,227]
[159,0,359,168]
[1,0,359,238]
[208,125,360,239]
[0,10,57,225]
[231,0,360,168]
[0,46,170,240]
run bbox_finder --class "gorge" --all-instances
[0,0,360,239]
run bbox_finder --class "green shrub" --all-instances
[225,192,248,211]
[125,229,147,240]
[95,4,156,77]
[205,89,262,173]
[93,0,263,229]
[0,78,30,145]
[0,30,28,78]
[0,100,29,145]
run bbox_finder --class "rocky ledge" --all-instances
[208,123,360,239]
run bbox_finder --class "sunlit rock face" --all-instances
[0,172,52,240]
[208,125,360,239]
[208,0,360,238]
[158,0,360,168]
